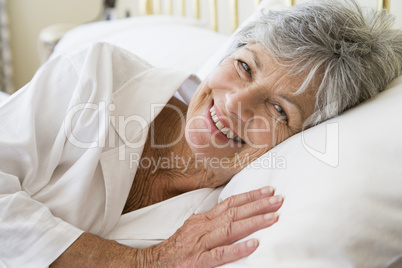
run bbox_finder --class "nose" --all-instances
[225,88,259,123]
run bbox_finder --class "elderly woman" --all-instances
[1,0,402,267]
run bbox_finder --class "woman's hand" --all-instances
[144,186,283,267]
[51,187,282,268]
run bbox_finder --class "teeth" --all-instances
[209,107,216,115]
[215,121,224,129]
[210,106,243,143]
[221,127,230,134]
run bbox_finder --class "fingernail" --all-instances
[260,186,273,195]
[264,212,278,221]
[246,239,258,248]
[269,195,283,204]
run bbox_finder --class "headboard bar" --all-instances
[140,0,152,15]
[378,0,390,12]
[139,0,392,33]
[179,0,186,16]
[167,0,173,15]
[209,0,218,31]
[193,0,200,19]
[230,0,239,32]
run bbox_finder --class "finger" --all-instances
[197,239,259,268]
[219,195,283,223]
[203,212,279,250]
[205,186,275,219]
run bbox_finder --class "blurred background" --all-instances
[0,0,104,94]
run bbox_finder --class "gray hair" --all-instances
[228,0,402,126]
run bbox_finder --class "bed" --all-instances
[29,0,402,266]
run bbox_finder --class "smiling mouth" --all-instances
[209,106,244,143]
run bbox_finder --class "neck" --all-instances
[123,97,218,213]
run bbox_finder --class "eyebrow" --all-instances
[244,47,262,70]
[279,94,304,119]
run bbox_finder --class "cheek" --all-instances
[274,126,295,146]
[185,114,209,144]
[187,83,211,118]
[243,117,294,149]
[243,117,274,148]
[230,147,270,171]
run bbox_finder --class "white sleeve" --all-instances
[0,50,85,267]
[0,43,148,267]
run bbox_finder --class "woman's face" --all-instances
[185,43,316,179]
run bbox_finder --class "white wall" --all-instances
[6,0,103,91]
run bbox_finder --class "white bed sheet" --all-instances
[104,187,223,249]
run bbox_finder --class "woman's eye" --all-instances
[274,104,288,122]
[239,60,252,75]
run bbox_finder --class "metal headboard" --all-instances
[378,0,390,12]
[139,0,391,32]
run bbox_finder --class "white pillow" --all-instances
[0,91,9,104]
[52,16,229,75]
[219,76,402,267]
